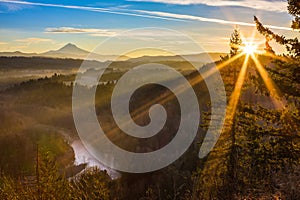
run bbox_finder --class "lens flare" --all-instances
[221,29,285,132]
[242,43,258,55]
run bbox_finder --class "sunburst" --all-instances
[101,29,284,140]
[242,42,258,55]
[225,29,285,132]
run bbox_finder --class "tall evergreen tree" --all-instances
[230,27,243,57]
[228,27,243,82]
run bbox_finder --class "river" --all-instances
[71,140,120,179]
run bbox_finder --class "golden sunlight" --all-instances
[242,42,258,55]
[226,54,250,122]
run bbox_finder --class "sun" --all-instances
[242,43,258,55]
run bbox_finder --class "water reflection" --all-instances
[71,140,120,179]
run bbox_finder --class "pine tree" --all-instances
[288,0,300,30]
[70,167,112,200]
[254,1,300,57]
[229,27,243,82]
[230,27,243,57]
[36,151,71,200]
[265,35,275,55]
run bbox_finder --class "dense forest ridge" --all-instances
[0,51,299,199]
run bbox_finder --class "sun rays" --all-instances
[250,54,285,108]
[226,54,250,122]
[99,27,285,142]
[242,42,258,55]
[223,30,285,133]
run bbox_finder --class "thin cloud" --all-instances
[0,0,293,32]
[15,37,52,44]
[0,0,183,21]
[129,0,287,13]
[3,2,22,10]
[45,27,117,36]
[134,10,294,31]
[1,1,30,11]
[89,33,117,37]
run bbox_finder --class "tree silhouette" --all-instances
[230,27,243,57]
[254,1,300,57]
[288,0,300,30]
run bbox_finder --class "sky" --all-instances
[0,0,298,55]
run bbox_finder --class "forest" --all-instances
[0,0,300,199]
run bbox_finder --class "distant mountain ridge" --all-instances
[0,51,38,57]
[0,43,129,62]
[44,43,90,55]
[0,43,226,63]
